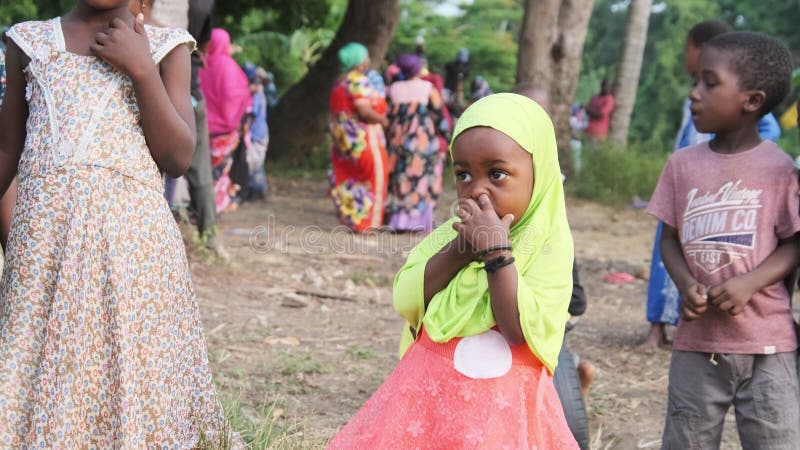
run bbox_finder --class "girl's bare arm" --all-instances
[0,41,29,200]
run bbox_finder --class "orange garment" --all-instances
[329,70,389,232]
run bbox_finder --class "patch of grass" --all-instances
[572,141,668,206]
[275,351,326,377]
[208,348,232,364]
[346,344,375,360]
[350,268,392,287]
[197,391,323,450]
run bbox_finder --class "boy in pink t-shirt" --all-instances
[647,32,800,448]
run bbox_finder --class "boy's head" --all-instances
[706,32,792,115]
[690,32,792,133]
[684,20,733,76]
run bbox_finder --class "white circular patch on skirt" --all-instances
[453,329,513,379]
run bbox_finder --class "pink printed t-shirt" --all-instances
[647,141,800,354]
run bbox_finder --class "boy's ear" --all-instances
[742,90,766,114]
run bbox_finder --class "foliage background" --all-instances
[1,0,799,201]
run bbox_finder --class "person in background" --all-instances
[328,42,389,232]
[584,79,614,141]
[243,63,269,200]
[444,48,469,116]
[263,70,279,117]
[366,66,387,98]
[384,53,448,233]
[421,68,454,154]
[676,21,781,149]
[470,75,493,103]
[199,28,252,214]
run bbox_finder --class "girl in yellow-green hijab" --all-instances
[328,93,577,450]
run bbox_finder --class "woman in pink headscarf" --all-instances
[199,28,252,213]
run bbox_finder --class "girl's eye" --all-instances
[490,170,508,181]
[455,171,472,182]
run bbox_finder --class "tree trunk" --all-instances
[268,0,400,163]
[516,0,594,175]
[608,0,652,145]
[516,0,561,89]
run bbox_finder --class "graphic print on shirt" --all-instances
[681,180,762,275]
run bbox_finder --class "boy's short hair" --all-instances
[687,20,733,46]
[706,31,793,115]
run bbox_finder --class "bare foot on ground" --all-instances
[637,323,671,353]
[577,361,596,401]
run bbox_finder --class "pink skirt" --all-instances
[328,328,579,449]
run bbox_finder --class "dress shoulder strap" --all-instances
[6,19,58,62]
[146,25,197,64]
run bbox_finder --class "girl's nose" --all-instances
[469,183,490,201]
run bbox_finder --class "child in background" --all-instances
[648,32,800,448]
[0,0,239,446]
[329,94,577,449]
[244,64,269,200]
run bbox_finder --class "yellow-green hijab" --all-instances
[393,93,574,373]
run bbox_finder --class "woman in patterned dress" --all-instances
[0,1,240,447]
[328,42,390,233]
[384,53,449,233]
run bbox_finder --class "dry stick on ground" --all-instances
[294,289,357,302]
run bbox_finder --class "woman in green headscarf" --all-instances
[328,94,578,450]
[328,42,390,232]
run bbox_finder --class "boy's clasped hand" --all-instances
[680,275,758,320]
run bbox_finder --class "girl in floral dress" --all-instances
[0,1,240,447]
[329,42,389,233]
[329,94,578,449]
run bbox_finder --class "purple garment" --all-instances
[387,207,434,233]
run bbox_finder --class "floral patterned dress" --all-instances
[384,78,447,233]
[0,19,240,448]
[329,70,389,232]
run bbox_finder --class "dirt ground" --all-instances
[0,175,746,449]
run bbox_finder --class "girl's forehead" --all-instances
[453,126,531,155]
[452,127,536,164]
